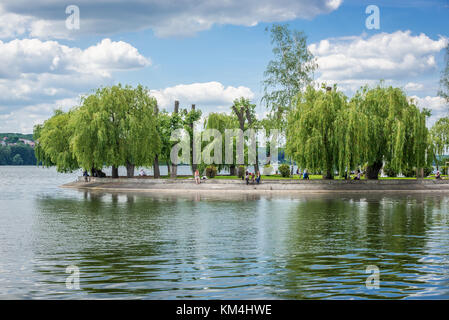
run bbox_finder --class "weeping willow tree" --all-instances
[350,85,430,178]
[70,84,161,178]
[33,109,79,173]
[286,84,431,179]
[286,85,348,179]
[431,117,449,169]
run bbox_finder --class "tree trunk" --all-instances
[230,164,236,176]
[417,167,424,179]
[112,166,119,178]
[190,104,197,174]
[153,102,160,179]
[366,161,383,180]
[153,154,160,178]
[126,162,135,178]
[171,164,177,178]
[323,170,334,180]
[167,162,171,177]
[254,141,259,174]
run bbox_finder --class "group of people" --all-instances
[297,168,362,180]
[295,168,310,180]
[82,168,106,181]
[244,170,261,185]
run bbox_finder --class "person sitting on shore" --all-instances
[354,170,361,180]
[194,169,200,184]
[251,172,255,184]
[436,170,441,179]
[303,170,309,180]
[256,171,261,184]
[83,170,89,182]
[245,172,250,185]
[139,169,146,177]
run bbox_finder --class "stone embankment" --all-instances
[61,177,449,194]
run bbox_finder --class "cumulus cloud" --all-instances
[0,38,150,80]
[0,37,150,132]
[0,0,342,39]
[404,82,424,92]
[150,81,254,111]
[0,38,149,109]
[410,95,448,126]
[0,97,80,133]
[309,30,448,89]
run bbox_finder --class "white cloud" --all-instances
[404,82,424,92]
[0,37,150,132]
[0,1,342,39]
[0,38,149,110]
[0,38,150,80]
[310,31,448,89]
[0,6,33,39]
[150,81,254,111]
[409,95,449,126]
[0,97,80,133]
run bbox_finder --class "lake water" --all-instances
[0,166,448,299]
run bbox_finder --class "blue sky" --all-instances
[0,0,448,132]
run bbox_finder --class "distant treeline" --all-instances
[0,144,36,165]
[0,133,33,142]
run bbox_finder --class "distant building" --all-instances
[19,138,35,148]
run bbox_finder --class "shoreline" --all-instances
[61,177,449,194]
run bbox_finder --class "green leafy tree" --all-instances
[0,146,11,165]
[430,117,449,169]
[33,110,79,173]
[286,85,348,179]
[70,84,161,177]
[349,85,430,178]
[12,154,24,165]
[262,24,317,125]
[9,144,36,165]
[68,94,106,175]
[287,84,431,180]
